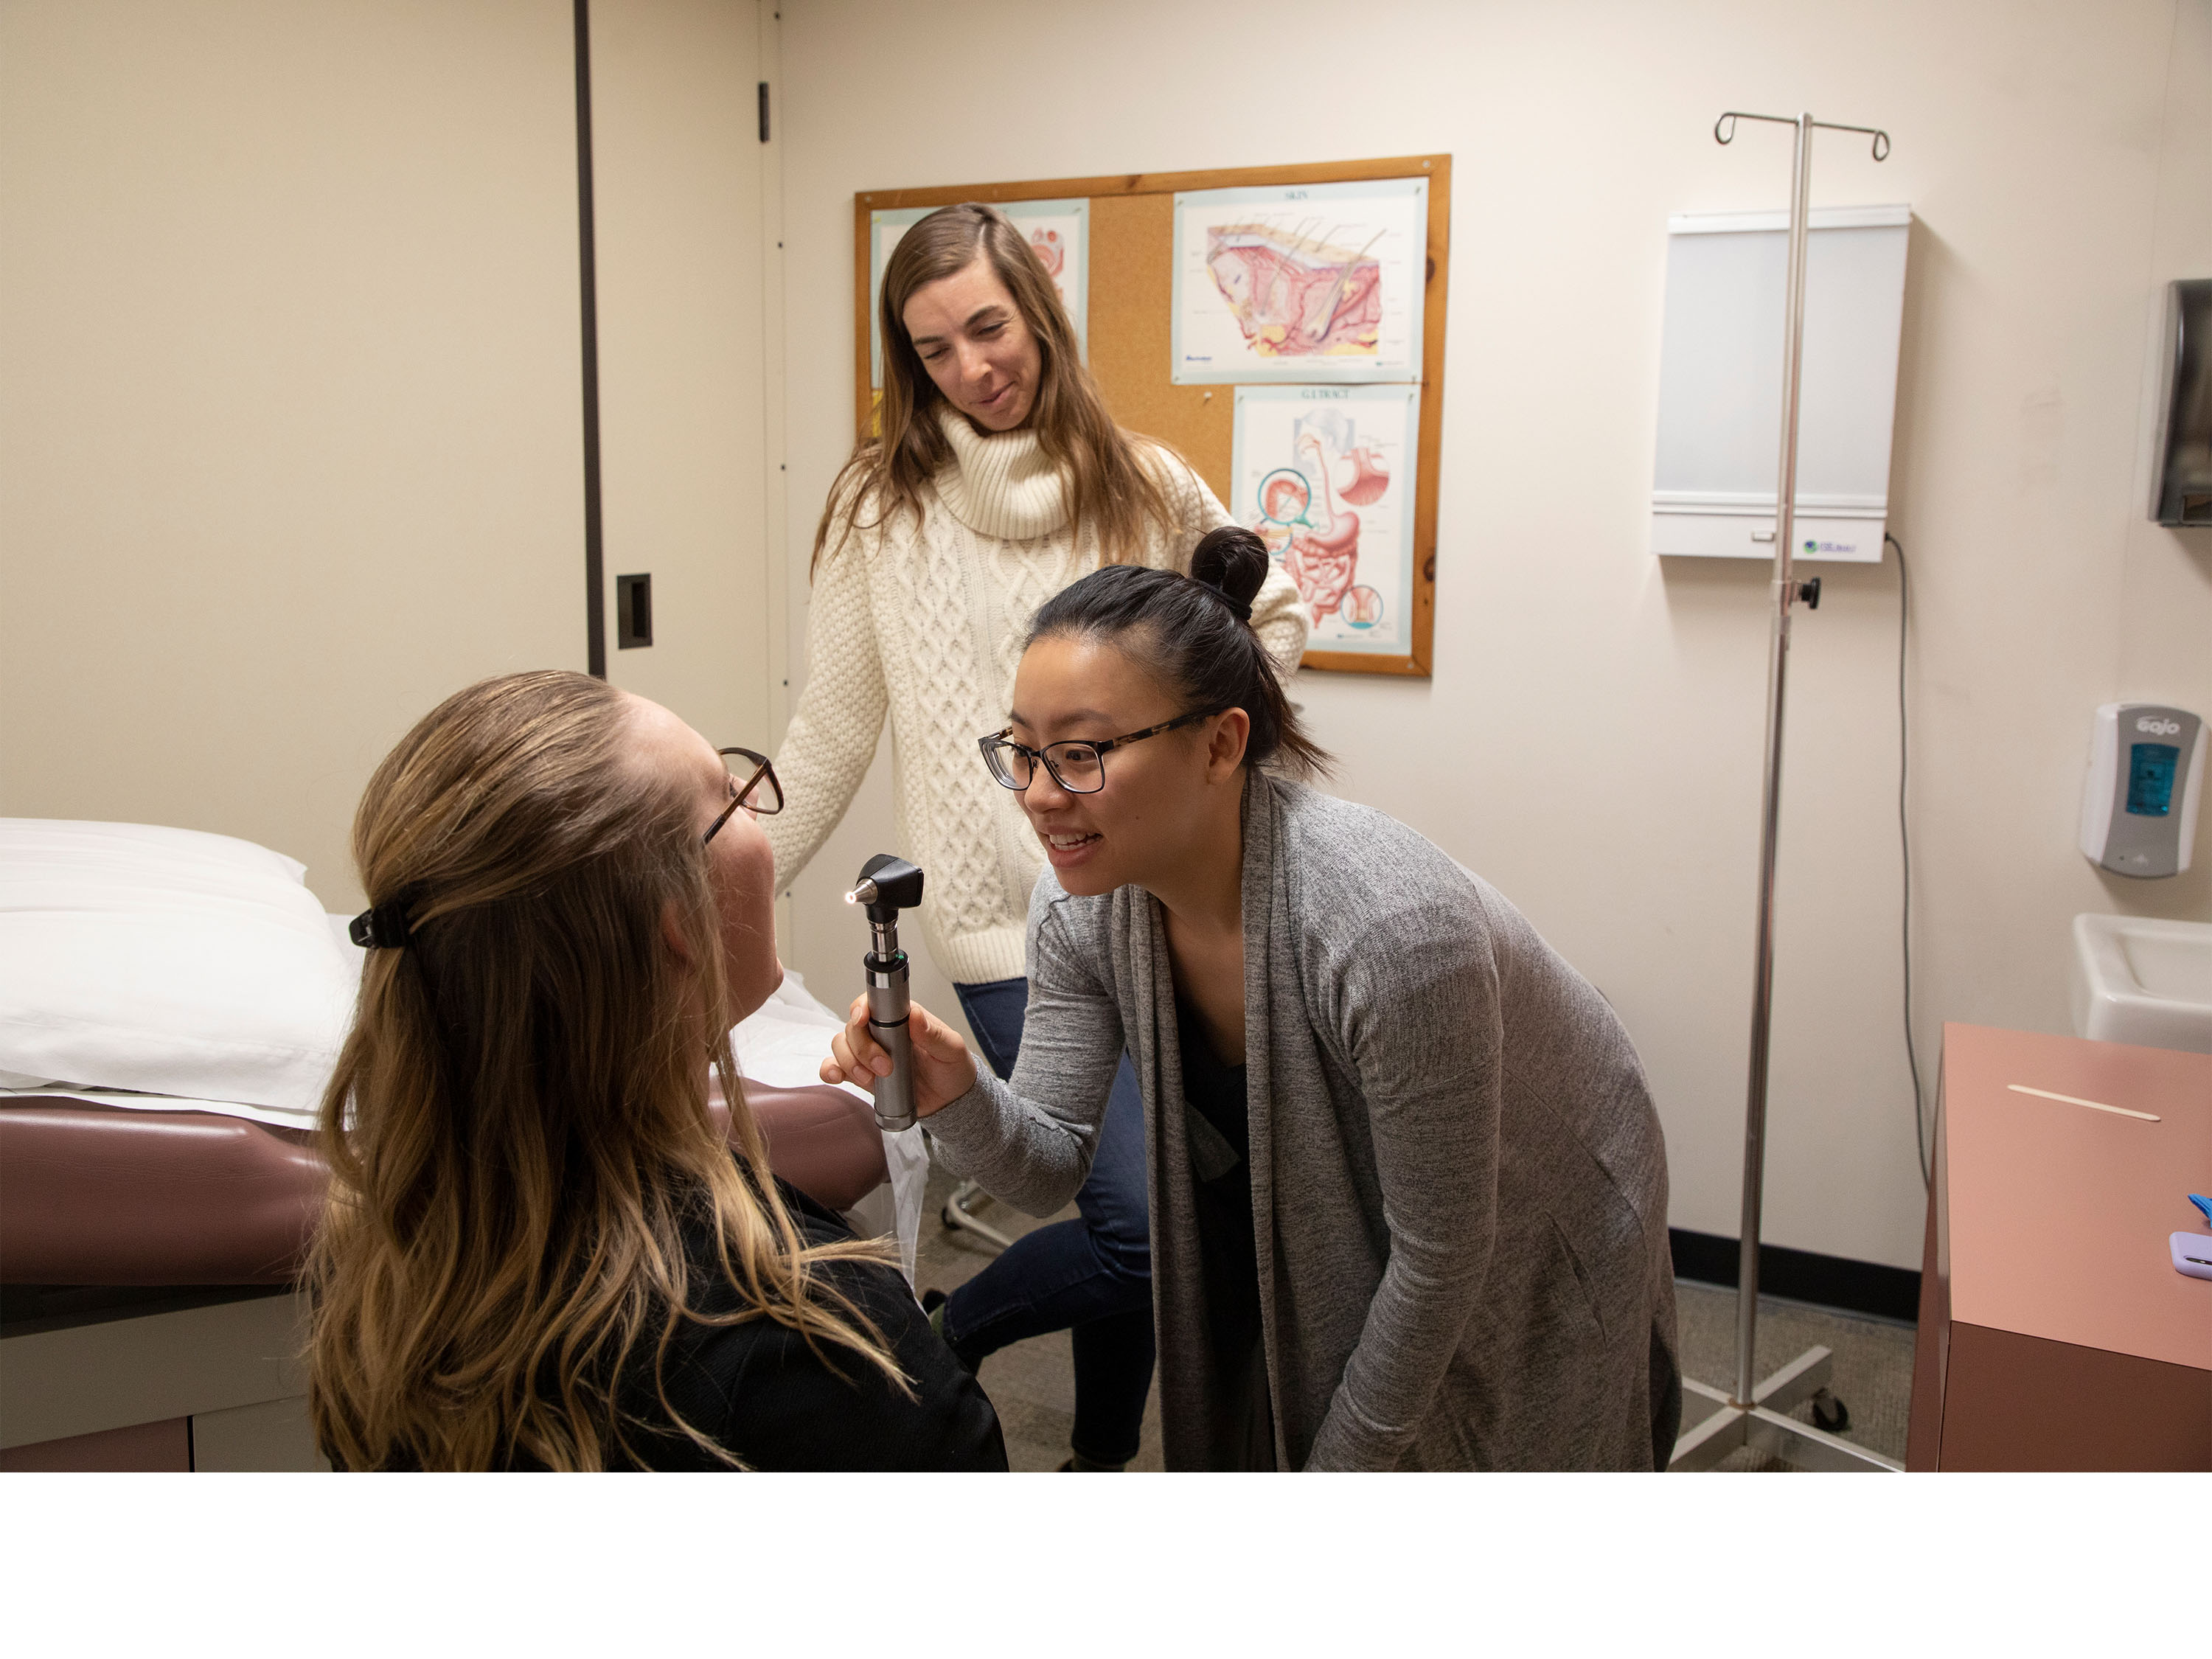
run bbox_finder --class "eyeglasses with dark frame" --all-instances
[704,747,783,844]
[977,709,1224,795]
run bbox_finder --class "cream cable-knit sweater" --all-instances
[768,408,1310,986]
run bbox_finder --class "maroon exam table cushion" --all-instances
[0,1081,888,1287]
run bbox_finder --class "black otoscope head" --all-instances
[848,853,924,925]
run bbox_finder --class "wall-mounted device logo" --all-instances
[1802,538,1857,556]
[2135,716,2183,737]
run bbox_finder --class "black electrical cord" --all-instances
[1889,530,1928,1188]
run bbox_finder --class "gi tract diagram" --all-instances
[1231,385,1420,653]
[1172,178,1426,384]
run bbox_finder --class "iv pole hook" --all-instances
[1716,109,1891,160]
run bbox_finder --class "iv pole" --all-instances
[1669,111,1904,1474]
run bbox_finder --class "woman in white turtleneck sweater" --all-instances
[770,204,1306,1469]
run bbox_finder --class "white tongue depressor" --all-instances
[2005,1082,2160,1122]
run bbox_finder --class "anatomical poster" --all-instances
[1231,384,1419,655]
[869,199,1088,387]
[1171,178,1427,383]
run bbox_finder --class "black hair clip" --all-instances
[349,902,414,950]
[1195,578,1252,623]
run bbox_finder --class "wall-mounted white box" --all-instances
[1650,206,1911,564]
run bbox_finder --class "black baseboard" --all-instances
[1669,1228,1920,1324]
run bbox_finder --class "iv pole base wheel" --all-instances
[1669,1343,1900,1472]
[941,1179,1015,1252]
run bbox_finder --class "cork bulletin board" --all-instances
[854,155,1451,677]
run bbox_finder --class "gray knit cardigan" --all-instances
[925,774,1681,1471]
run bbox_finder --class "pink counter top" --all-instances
[1940,1023,2211,1372]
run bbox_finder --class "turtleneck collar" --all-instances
[931,405,1070,542]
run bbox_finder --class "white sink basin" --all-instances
[2070,914,2212,1054]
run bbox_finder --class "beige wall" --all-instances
[773,0,2212,1268]
[0,0,588,911]
[591,0,777,754]
[0,0,780,914]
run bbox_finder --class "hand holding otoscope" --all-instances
[828,853,977,1126]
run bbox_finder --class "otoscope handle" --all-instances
[864,951,917,1133]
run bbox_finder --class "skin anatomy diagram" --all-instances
[1204,220,1383,361]
[1172,178,1425,383]
[1231,386,1419,653]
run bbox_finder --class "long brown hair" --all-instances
[306,670,900,1471]
[813,201,1178,573]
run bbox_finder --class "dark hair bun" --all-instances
[1190,525,1270,611]
[1027,532,1332,780]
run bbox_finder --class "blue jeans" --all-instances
[945,978,1155,1467]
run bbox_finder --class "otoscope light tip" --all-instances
[844,880,878,905]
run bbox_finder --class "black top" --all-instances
[601,1179,1006,1471]
[1178,998,1270,1461]
[384,1179,1006,1472]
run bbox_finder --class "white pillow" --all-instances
[0,819,357,1116]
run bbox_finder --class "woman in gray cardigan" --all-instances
[824,528,1682,1471]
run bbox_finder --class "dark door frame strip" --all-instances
[574,0,606,678]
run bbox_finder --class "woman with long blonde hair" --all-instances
[771,203,1307,1470]
[307,670,1004,1470]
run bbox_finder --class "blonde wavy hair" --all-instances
[813,201,1180,574]
[306,670,900,1470]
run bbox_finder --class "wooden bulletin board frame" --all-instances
[855,155,1450,677]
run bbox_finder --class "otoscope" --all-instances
[845,853,926,1133]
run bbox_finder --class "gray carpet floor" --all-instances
[1671,1279,1915,1470]
[913,1162,1916,1472]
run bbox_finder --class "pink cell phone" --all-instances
[2173,1232,2212,1281]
